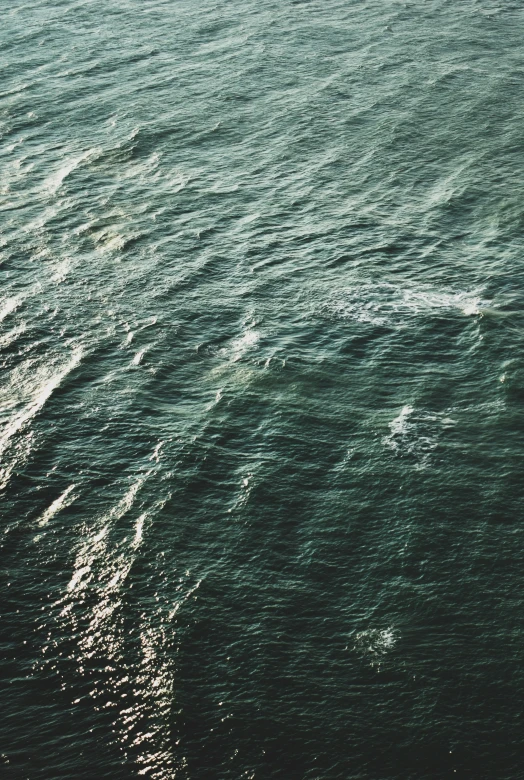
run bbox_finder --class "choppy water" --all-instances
[2,1,524,777]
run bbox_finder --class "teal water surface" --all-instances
[2,1,524,778]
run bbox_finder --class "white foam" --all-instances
[149,441,164,463]
[103,234,127,252]
[354,627,398,666]
[133,348,147,365]
[327,283,487,326]
[383,404,456,466]
[229,328,260,362]
[0,296,21,324]
[45,149,95,194]
[387,404,414,438]
[52,259,72,284]
[133,513,146,547]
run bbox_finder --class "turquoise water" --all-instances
[2,1,524,777]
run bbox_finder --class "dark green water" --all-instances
[2,1,524,777]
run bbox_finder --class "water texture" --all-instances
[2,1,524,778]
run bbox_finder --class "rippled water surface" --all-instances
[3,1,524,777]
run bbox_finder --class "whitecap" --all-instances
[37,484,77,527]
[0,324,26,350]
[226,328,260,363]
[44,149,96,194]
[354,627,399,666]
[383,404,456,466]
[326,283,487,327]
[0,296,21,324]
[132,348,147,365]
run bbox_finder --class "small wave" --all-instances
[354,627,399,667]
[0,324,26,350]
[220,325,260,364]
[44,149,97,194]
[66,472,151,595]
[0,347,83,463]
[37,485,77,527]
[0,296,21,324]
[230,328,259,361]
[101,232,142,252]
[132,347,149,366]
[226,470,255,515]
[383,405,456,466]
[149,441,164,463]
[121,330,134,348]
[326,283,487,326]
[0,430,35,496]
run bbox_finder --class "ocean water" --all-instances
[2,0,524,777]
